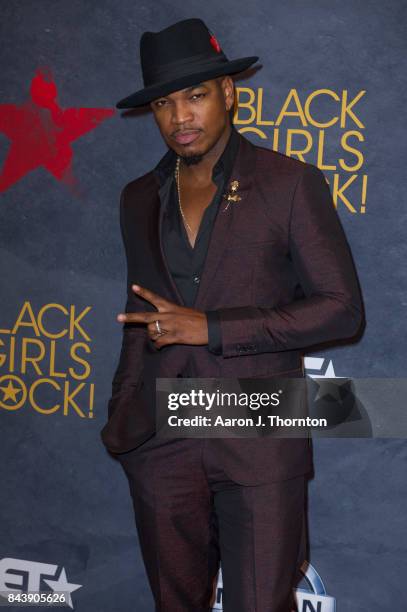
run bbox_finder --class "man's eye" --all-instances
[156,100,167,107]
[191,93,205,100]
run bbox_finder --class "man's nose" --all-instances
[171,101,194,125]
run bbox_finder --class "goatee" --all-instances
[180,153,204,166]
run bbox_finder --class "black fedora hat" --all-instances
[116,18,259,109]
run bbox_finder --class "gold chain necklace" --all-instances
[175,157,193,234]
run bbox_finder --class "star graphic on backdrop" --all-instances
[0,66,115,195]
[43,567,82,609]
[0,379,23,402]
[313,379,346,403]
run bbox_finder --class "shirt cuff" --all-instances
[205,310,223,355]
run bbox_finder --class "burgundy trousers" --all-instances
[117,436,307,612]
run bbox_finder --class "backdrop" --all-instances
[1,1,406,611]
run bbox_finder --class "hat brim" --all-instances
[115,56,259,109]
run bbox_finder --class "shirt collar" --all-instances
[153,125,240,187]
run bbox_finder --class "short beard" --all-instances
[179,153,204,166]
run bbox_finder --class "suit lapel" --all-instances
[157,174,186,306]
[193,134,256,310]
[152,132,257,309]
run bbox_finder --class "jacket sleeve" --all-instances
[216,164,364,358]
[205,310,223,355]
[107,186,148,419]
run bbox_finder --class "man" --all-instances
[101,17,363,612]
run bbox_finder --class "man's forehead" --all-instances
[152,78,220,102]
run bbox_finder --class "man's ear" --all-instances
[218,75,235,112]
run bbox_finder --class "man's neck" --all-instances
[179,123,232,185]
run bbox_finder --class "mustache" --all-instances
[172,128,202,136]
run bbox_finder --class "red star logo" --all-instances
[0,67,115,195]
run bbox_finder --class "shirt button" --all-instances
[193,275,200,284]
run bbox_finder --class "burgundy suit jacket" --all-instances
[100,131,364,485]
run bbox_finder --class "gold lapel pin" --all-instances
[222,179,242,211]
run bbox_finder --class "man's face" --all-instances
[149,76,234,164]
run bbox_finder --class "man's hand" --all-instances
[117,284,209,348]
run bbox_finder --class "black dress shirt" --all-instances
[153,124,240,355]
